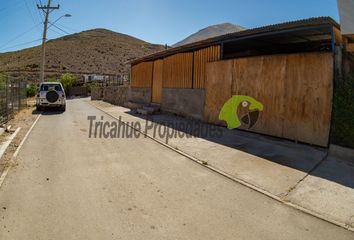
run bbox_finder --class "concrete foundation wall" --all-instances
[128,87,151,104]
[103,86,128,106]
[161,88,205,120]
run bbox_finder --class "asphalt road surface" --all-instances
[0,98,353,240]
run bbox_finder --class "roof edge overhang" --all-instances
[129,17,340,65]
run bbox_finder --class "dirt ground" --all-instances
[0,102,39,174]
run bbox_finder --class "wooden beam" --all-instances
[333,27,343,44]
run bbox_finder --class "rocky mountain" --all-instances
[0,29,164,80]
[173,23,246,47]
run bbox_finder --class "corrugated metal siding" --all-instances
[131,62,153,88]
[132,46,220,89]
[152,59,163,103]
[163,52,193,88]
[193,45,220,89]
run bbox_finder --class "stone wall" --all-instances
[161,88,205,120]
[103,86,129,106]
[91,87,104,100]
[128,87,151,104]
[69,86,88,97]
[92,86,205,120]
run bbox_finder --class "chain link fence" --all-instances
[331,72,354,149]
[0,73,27,125]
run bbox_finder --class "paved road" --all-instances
[0,98,353,240]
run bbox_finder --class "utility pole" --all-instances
[37,0,59,83]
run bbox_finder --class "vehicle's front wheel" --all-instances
[36,105,42,111]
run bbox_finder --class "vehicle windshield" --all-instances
[40,83,62,92]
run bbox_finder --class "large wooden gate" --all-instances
[205,52,333,146]
[152,59,163,103]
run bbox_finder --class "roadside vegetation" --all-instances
[84,81,99,94]
[332,73,354,148]
[25,73,78,97]
[59,73,77,94]
[26,83,37,97]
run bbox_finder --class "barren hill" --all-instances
[0,28,164,80]
[173,23,245,47]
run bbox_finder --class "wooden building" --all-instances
[128,17,350,147]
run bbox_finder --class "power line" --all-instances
[0,38,42,52]
[48,27,65,37]
[34,0,44,21]
[0,23,41,49]
[55,22,78,33]
[49,22,70,35]
[0,32,64,52]
[23,0,38,27]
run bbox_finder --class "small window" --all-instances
[40,83,62,91]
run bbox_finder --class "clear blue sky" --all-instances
[0,0,340,53]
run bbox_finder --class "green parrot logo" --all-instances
[219,95,264,129]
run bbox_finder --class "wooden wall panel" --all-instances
[163,52,193,88]
[281,53,333,146]
[193,45,220,89]
[131,62,153,88]
[152,59,163,103]
[205,52,333,146]
[333,27,343,44]
[204,60,233,124]
[232,55,287,137]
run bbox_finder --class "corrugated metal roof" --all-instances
[130,17,339,65]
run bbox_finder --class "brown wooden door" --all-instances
[152,59,163,103]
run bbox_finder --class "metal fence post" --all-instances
[18,79,20,111]
[11,77,13,116]
[5,75,8,123]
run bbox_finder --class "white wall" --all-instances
[337,0,354,35]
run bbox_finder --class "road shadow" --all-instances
[32,108,64,115]
[125,109,354,189]
[31,109,41,115]
[67,96,90,99]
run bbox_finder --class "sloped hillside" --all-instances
[173,23,245,47]
[0,28,164,78]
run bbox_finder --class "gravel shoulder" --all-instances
[0,106,39,174]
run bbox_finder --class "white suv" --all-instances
[36,82,66,111]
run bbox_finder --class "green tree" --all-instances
[60,73,77,94]
[26,83,38,97]
[332,73,354,148]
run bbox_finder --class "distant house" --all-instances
[82,74,107,82]
[81,73,129,86]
